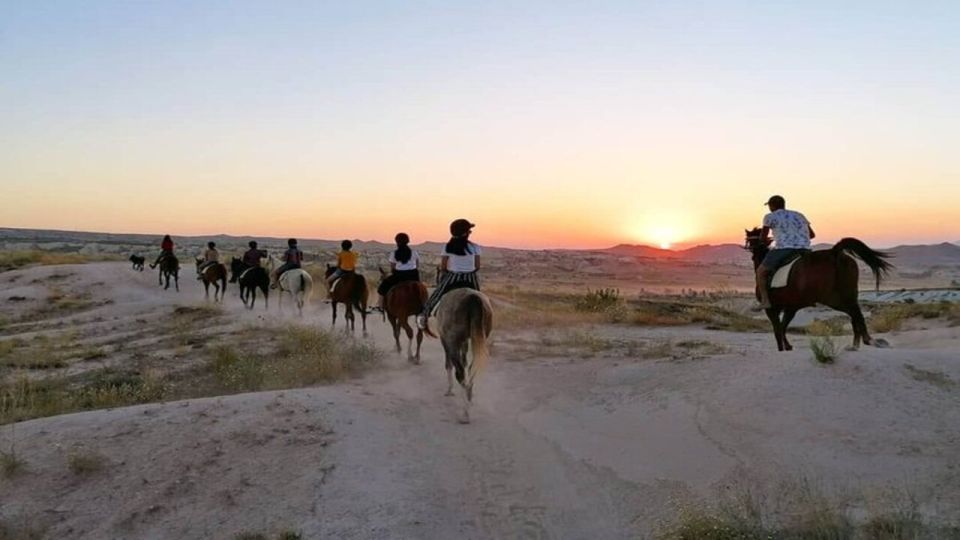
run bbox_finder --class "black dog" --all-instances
[129,254,145,271]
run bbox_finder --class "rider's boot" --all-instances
[756,267,772,309]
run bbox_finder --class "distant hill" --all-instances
[887,242,960,267]
[606,243,745,263]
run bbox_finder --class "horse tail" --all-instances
[466,293,492,388]
[831,238,894,291]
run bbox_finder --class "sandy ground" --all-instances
[1,263,959,539]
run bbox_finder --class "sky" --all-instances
[1,1,958,249]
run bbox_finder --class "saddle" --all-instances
[769,254,804,289]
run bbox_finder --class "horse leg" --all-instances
[359,301,368,338]
[203,281,210,301]
[764,308,784,351]
[248,287,255,310]
[415,327,424,364]
[458,343,472,423]
[174,271,179,292]
[780,309,798,351]
[331,302,338,328]
[444,346,455,397]
[844,304,870,349]
[401,317,416,363]
[389,315,401,353]
[343,300,357,333]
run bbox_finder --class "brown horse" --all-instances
[378,269,428,363]
[435,288,493,424]
[157,254,179,291]
[745,228,893,351]
[325,264,369,335]
[195,258,228,302]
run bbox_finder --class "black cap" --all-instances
[450,218,475,236]
[765,195,785,207]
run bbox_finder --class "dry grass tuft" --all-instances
[1,449,24,479]
[208,326,381,393]
[66,446,106,475]
[0,250,113,272]
[658,476,957,540]
[810,336,838,364]
[869,301,956,333]
[804,317,851,337]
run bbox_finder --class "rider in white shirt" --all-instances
[757,195,816,308]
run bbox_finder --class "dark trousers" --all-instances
[377,269,421,296]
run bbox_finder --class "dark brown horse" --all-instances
[157,254,179,291]
[195,258,228,302]
[325,264,369,335]
[745,228,893,351]
[378,268,428,363]
[230,257,269,310]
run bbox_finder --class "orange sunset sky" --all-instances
[2,2,958,249]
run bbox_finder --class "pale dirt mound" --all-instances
[1,263,959,538]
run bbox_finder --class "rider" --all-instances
[376,233,421,312]
[327,240,359,293]
[149,234,175,269]
[270,238,304,289]
[757,195,816,308]
[242,240,267,268]
[197,241,220,279]
[417,219,481,330]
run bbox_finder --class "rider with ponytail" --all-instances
[376,233,421,311]
[417,219,482,329]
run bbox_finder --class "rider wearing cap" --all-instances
[417,219,482,329]
[757,195,815,308]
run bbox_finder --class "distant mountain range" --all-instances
[2,227,959,268]
[606,241,960,267]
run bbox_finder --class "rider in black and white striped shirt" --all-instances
[417,219,482,330]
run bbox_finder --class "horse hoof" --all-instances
[844,345,859,352]
[785,344,793,351]
[457,412,471,424]
[444,391,454,397]
[873,338,890,349]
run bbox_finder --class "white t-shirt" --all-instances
[763,209,811,249]
[388,249,420,271]
[442,243,482,273]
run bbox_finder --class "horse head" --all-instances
[378,266,388,281]
[229,257,243,282]
[325,263,336,278]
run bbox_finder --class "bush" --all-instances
[810,337,837,364]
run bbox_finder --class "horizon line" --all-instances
[2,225,957,253]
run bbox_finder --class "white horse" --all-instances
[433,288,493,424]
[269,257,313,316]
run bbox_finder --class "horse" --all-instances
[325,264,369,335]
[157,254,179,291]
[195,258,228,302]
[745,228,893,351]
[129,255,145,271]
[230,257,270,310]
[275,262,313,316]
[378,268,428,363]
[434,288,493,424]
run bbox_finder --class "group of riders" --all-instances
[147,196,810,320]
[149,218,482,329]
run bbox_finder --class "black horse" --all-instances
[230,257,269,310]
[129,254,145,271]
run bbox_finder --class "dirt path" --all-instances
[2,263,959,538]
